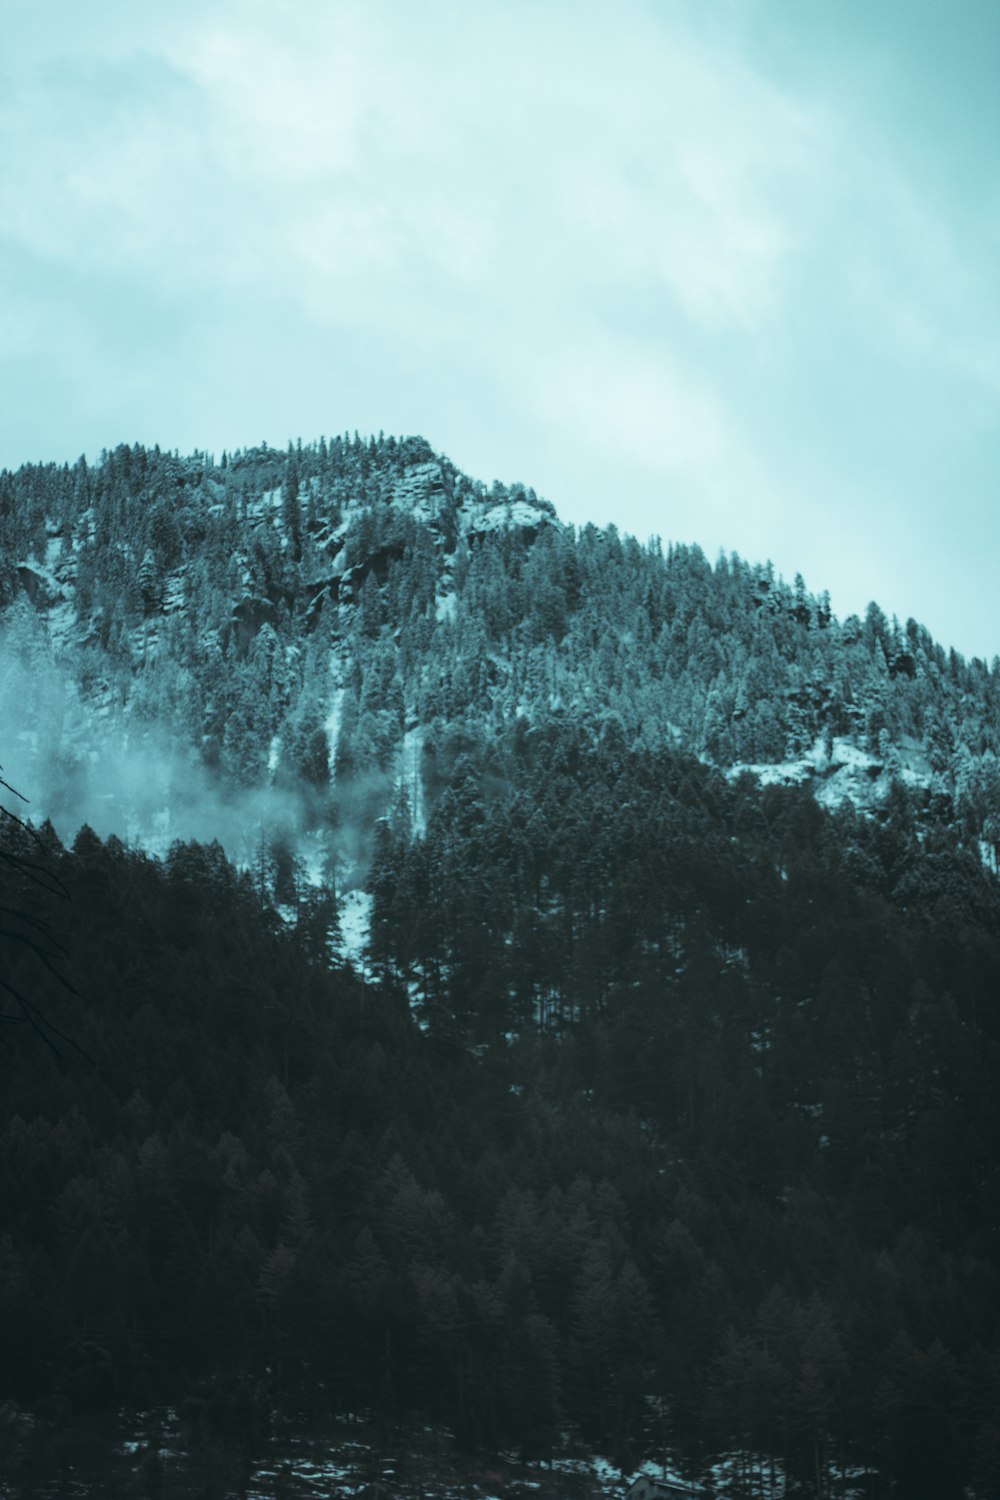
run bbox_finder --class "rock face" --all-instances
[231,595,277,652]
[339,541,410,604]
[464,497,557,547]
[137,549,162,614]
[393,461,446,519]
[16,563,64,610]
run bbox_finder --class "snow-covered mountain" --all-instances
[2,433,997,892]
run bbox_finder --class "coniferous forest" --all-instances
[1,436,999,1497]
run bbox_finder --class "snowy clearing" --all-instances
[338,888,372,967]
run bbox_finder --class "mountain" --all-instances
[1,434,1000,1497]
[2,434,998,880]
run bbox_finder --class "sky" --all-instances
[1,0,998,658]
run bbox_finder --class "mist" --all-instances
[0,620,322,872]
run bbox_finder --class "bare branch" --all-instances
[1,768,83,1056]
[0,903,69,955]
[0,814,71,899]
[0,928,80,993]
[0,769,29,804]
[0,976,92,1063]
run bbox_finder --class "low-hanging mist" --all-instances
[0,618,316,868]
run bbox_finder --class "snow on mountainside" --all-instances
[1,433,998,943]
[4,437,1000,1497]
[729,732,940,811]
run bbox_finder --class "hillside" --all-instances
[2,435,999,882]
[2,434,1000,1497]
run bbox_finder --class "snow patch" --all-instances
[399,726,426,836]
[729,733,938,814]
[325,685,346,783]
[408,978,430,1032]
[466,498,552,534]
[337,888,372,967]
[245,486,283,520]
[297,829,333,889]
[729,756,814,789]
[162,570,186,613]
[45,599,78,650]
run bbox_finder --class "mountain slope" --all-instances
[2,433,998,879]
[3,433,1000,1495]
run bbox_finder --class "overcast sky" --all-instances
[1,0,998,657]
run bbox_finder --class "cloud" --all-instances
[1,1,820,326]
[0,0,997,653]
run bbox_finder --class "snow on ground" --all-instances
[435,591,456,623]
[45,598,78,650]
[108,1407,869,1500]
[630,1456,699,1489]
[815,735,936,812]
[701,1449,871,1498]
[730,733,853,787]
[162,569,186,613]
[325,683,346,779]
[338,888,372,967]
[729,733,938,814]
[245,486,283,519]
[465,498,554,534]
[408,978,430,1032]
[400,726,427,836]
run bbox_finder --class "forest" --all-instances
[2,434,999,864]
[1,435,999,1496]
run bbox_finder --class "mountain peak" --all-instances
[1,432,998,887]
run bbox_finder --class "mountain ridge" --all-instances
[2,432,998,881]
